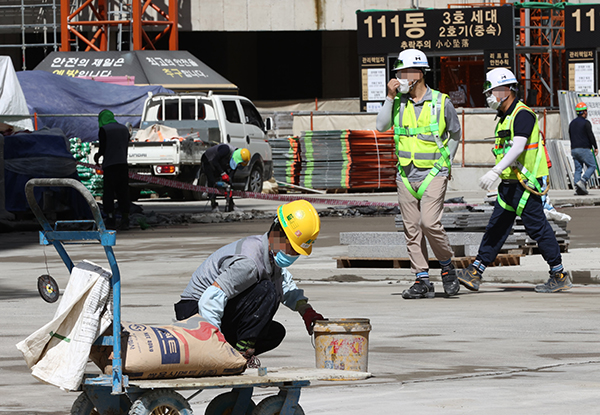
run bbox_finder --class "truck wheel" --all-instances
[248,166,263,194]
[129,390,192,415]
[129,187,141,202]
[183,173,208,201]
[70,393,100,415]
[205,391,255,415]
[252,395,304,415]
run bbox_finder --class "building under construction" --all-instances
[0,0,594,107]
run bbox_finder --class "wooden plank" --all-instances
[130,367,371,389]
[334,254,523,269]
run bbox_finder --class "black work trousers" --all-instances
[476,180,562,269]
[220,280,286,356]
[102,163,130,217]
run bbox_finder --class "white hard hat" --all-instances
[393,49,430,72]
[483,68,518,93]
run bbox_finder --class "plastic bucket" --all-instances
[313,318,371,373]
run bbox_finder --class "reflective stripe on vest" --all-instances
[393,90,448,169]
[494,101,548,216]
[392,89,451,200]
[494,102,549,181]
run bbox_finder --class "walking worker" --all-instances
[174,199,325,368]
[376,48,462,299]
[569,102,598,195]
[201,143,250,212]
[93,109,130,230]
[456,68,571,293]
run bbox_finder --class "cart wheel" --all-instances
[252,395,304,415]
[129,390,193,415]
[37,274,59,303]
[205,391,255,415]
[70,393,100,415]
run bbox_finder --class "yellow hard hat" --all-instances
[240,148,250,165]
[232,148,251,167]
[276,199,320,255]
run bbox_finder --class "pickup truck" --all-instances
[93,92,273,201]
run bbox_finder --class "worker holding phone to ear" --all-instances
[376,49,462,299]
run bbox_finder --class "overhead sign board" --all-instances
[565,4,600,50]
[357,6,514,55]
[34,50,237,92]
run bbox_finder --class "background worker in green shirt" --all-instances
[456,68,571,294]
[376,49,462,299]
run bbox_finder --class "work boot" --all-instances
[118,214,130,231]
[236,341,261,369]
[535,270,572,293]
[441,263,460,296]
[456,264,483,291]
[401,278,435,299]
[575,180,589,195]
[105,214,116,229]
[210,196,219,212]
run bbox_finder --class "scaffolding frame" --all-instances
[59,0,178,52]
[516,2,565,108]
[0,0,58,70]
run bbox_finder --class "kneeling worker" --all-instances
[174,199,325,367]
[456,68,571,293]
[201,143,251,212]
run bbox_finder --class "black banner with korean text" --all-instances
[565,4,600,50]
[357,6,514,55]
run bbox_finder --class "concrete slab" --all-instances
[1,213,599,414]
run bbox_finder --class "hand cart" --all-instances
[25,178,370,415]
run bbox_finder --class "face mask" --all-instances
[229,158,238,170]
[396,77,417,94]
[486,94,500,110]
[274,250,299,268]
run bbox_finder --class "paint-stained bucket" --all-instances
[313,318,371,374]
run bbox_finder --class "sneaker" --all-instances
[456,265,482,291]
[402,278,435,299]
[575,180,589,195]
[441,263,460,296]
[535,270,572,293]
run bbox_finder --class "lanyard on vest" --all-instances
[494,108,547,216]
[395,90,451,200]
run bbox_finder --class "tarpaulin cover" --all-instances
[16,70,171,142]
[0,56,34,131]
[4,128,89,215]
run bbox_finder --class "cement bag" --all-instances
[97,314,246,380]
[16,260,112,391]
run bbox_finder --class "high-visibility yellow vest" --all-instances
[493,101,549,180]
[393,90,448,169]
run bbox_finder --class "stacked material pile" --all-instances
[69,138,103,197]
[270,129,397,191]
[345,130,397,190]
[298,130,351,189]
[269,136,302,186]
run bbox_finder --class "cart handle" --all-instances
[25,178,106,232]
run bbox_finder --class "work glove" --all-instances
[221,172,230,183]
[301,307,324,335]
[478,167,501,191]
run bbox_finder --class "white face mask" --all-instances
[396,78,417,94]
[486,93,500,110]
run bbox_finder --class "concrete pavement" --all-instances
[1,212,600,414]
